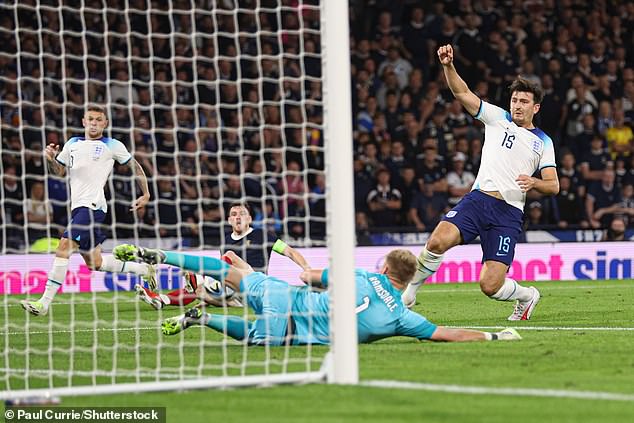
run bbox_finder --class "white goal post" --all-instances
[0,0,356,400]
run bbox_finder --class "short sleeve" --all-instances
[108,139,132,164]
[474,100,512,125]
[539,134,557,170]
[396,309,438,340]
[56,139,73,165]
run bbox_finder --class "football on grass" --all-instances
[201,276,236,301]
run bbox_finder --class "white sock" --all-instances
[99,255,149,275]
[401,246,444,304]
[40,257,69,308]
[490,278,533,302]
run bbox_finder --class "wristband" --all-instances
[272,239,288,254]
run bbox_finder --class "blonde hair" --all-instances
[385,249,417,284]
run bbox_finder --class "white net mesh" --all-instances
[1,0,331,398]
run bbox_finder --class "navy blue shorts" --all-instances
[63,207,108,251]
[441,190,524,266]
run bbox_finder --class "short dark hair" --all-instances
[229,202,253,217]
[86,104,107,117]
[509,77,544,104]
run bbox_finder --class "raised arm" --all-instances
[272,239,311,270]
[45,143,65,177]
[129,158,150,211]
[438,44,481,116]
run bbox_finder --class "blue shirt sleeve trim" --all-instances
[539,164,557,170]
[120,156,132,165]
[56,158,66,166]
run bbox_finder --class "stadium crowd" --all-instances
[1,0,633,252]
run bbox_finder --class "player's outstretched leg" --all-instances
[402,245,444,308]
[114,245,231,283]
[135,283,164,310]
[161,307,204,335]
[20,299,48,316]
[507,286,541,321]
[497,328,522,340]
[113,244,166,265]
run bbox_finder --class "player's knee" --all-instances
[426,235,447,254]
[479,278,500,297]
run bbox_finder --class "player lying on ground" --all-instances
[114,244,521,345]
[21,105,155,317]
[126,202,310,310]
[402,45,560,321]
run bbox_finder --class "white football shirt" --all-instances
[472,100,556,210]
[56,136,132,212]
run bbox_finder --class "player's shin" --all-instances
[99,255,148,274]
[40,257,69,308]
[489,277,533,302]
[401,246,444,307]
[163,252,230,281]
[205,314,253,341]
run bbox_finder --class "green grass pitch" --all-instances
[2,280,634,422]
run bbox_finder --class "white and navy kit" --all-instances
[442,100,556,265]
[56,136,132,250]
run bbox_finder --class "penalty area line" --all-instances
[362,380,634,402]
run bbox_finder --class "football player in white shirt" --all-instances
[21,105,155,316]
[402,45,559,320]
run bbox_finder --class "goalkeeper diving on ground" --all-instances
[113,243,521,345]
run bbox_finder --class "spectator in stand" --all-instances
[596,101,615,136]
[615,183,634,228]
[559,149,586,197]
[553,175,588,229]
[602,217,626,242]
[564,81,598,141]
[605,108,633,159]
[579,136,612,184]
[408,180,448,232]
[416,142,447,193]
[569,113,596,159]
[586,169,622,229]
[397,165,418,218]
[366,168,402,228]
[422,105,453,157]
[525,201,548,231]
[446,152,475,207]
[401,6,430,72]
[615,156,630,188]
[446,99,473,139]
[25,181,53,245]
[384,140,410,181]
[538,73,565,145]
[378,46,413,90]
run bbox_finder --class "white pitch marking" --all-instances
[362,380,634,402]
[449,326,634,331]
[0,327,157,336]
[420,284,634,294]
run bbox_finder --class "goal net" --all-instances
[0,0,355,399]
